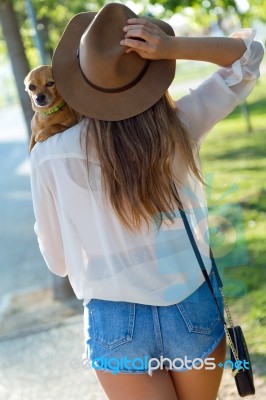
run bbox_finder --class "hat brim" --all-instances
[52,11,176,121]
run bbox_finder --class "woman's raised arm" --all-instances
[121,19,264,144]
[121,18,247,66]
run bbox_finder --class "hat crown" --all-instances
[52,2,176,121]
[78,3,147,92]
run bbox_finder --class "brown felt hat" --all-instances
[52,2,176,121]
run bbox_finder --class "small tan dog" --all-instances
[24,65,79,151]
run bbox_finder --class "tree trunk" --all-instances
[0,0,33,137]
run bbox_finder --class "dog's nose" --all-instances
[36,94,46,104]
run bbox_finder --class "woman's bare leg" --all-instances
[95,368,178,400]
[169,334,226,400]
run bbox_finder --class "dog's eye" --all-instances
[45,81,55,87]
[28,84,36,91]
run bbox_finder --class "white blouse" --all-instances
[30,29,264,306]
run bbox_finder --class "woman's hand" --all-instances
[120,18,174,60]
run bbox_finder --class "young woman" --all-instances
[30,3,264,400]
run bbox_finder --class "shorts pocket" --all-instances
[89,299,135,350]
[176,269,223,335]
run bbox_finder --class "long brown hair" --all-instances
[85,92,204,232]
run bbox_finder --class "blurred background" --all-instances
[0,1,265,399]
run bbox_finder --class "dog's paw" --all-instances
[35,129,53,142]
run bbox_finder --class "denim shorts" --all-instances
[83,268,225,375]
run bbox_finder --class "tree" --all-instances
[0,0,33,136]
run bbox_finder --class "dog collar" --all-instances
[40,100,66,116]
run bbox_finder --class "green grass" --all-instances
[195,68,266,377]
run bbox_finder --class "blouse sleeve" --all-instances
[30,149,67,277]
[175,29,264,144]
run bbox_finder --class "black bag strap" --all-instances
[173,186,244,369]
[177,205,227,326]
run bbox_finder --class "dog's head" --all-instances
[24,65,63,112]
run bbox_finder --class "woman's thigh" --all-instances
[96,368,178,400]
[169,334,226,400]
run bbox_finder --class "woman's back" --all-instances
[31,120,211,306]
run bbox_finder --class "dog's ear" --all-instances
[24,74,30,91]
[24,71,33,86]
[24,74,29,84]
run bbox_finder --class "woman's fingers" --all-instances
[123,26,155,43]
[121,38,147,50]
[120,38,153,58]
[123,19,160,42]
[124,18,155,30]
[120,18,168,59]
[126,18,157,29]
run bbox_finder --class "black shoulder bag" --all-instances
[177,203,255,397]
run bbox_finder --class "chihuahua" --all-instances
[24,65,79,151]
